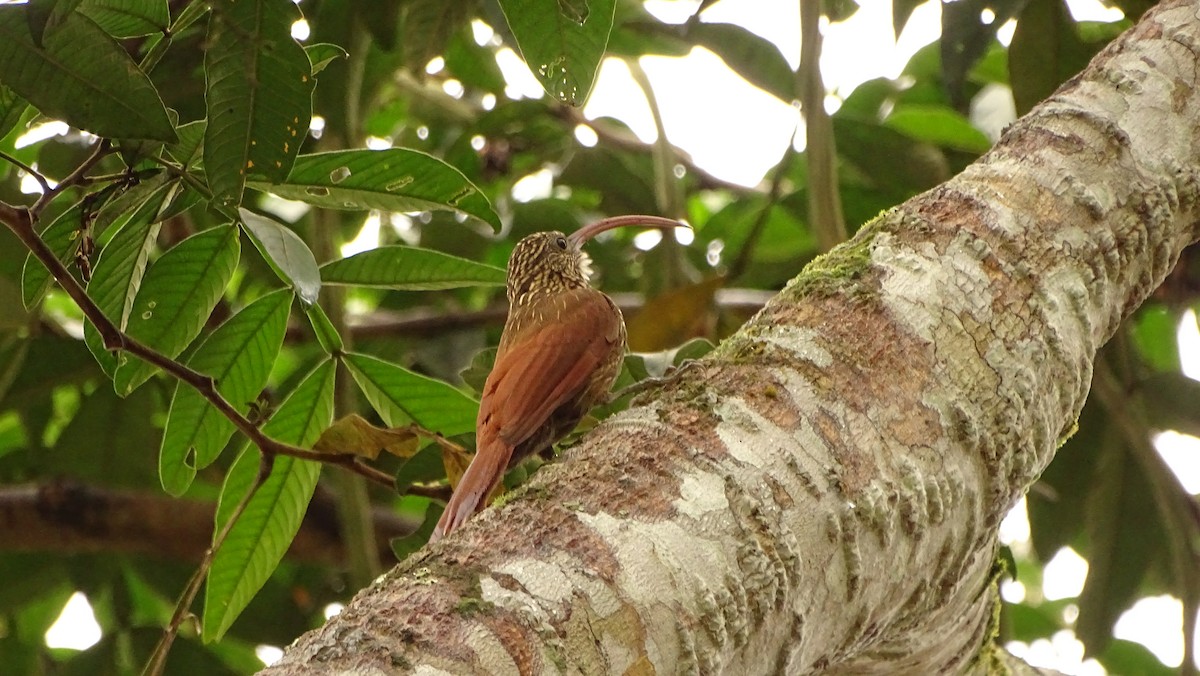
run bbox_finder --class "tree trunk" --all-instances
[263,1,1200,673]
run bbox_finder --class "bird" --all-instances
[430,214,687,541]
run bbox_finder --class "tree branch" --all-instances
[0,480,418,565]
[264,2,1200,672]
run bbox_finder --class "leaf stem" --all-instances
[0,150,49,194]
[32,139,112,217]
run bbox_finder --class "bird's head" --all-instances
[506,215,687,306]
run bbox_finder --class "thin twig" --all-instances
[143,453,275,676]
[32,139,112,216]
[0,150,50,194]
[800,0,847,250]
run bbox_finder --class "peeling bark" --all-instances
[263,1,1200,673]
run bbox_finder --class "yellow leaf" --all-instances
[625,276,725,351]
[431,435,473,489]
[313,413,420,460]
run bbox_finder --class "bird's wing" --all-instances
[479,288,622,448]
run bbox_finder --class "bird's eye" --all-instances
[555,236,568,250]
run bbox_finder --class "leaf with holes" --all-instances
[113,225,240,395]
[238,209,321,305]
[0,7,175,140]
[84,181,176,376]
[320,245,505,290]
[497,0,616,105]
[345,352,477,437]
[203,358,333,642]
[203,0,312,206]
[159,289,292,496]
[248,149,500,229]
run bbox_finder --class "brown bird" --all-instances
[431,215,687,540]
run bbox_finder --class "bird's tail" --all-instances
[430,440,511,541]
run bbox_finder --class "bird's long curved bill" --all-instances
[567,214,689,247]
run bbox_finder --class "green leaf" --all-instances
[83,181,175,376]
[497,0,617,105]
[344,352,477,436]
[113,225,240,395]
[1098,638,1175,676]
[1140,373,1200,439]
[444,30,507,93]
[159,289,292,496]
[203,0,313,206]
[248,149,500,229]
[78,0,170,38]
[303,302,342,354]
[1076,435,1166,655]
[320,245,505,290]
[237,209,321,305]
[1003,598,1068,642]
[689,22,794,102]
[304,42,346,75]
[203,359,333,642]
[0,335,100,414]
[1028,399,1102,561]
[1129,304,1180,373]
[390,502,441,561]
[394,444,448,488]
[892,0,924,39]
[51,384,159,487]
[460,346,497,395]
[25,0,84,48]
[883,104,992,153]
[1009,0,1092,116]
[0,84,27,140]
[940,0,1024,109]
[399,0,472,76]
[0,7,175,141]
[21,202,84,308]
[91,172,173,235]
[167,119,207,167]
